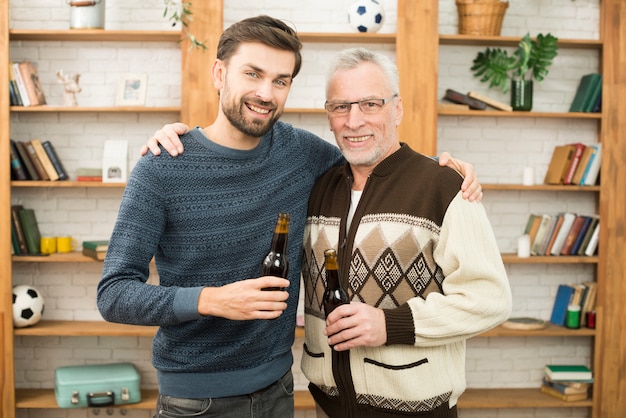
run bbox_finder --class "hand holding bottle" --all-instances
[324,302,387,351]
[197,277,289,320]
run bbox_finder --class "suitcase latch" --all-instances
[121,387,130,401]
[71,391,80,405]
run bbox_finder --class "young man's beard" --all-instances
[223,97,282,138]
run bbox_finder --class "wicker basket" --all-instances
[456,0,509,36]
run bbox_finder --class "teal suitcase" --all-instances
[55,362,141,408]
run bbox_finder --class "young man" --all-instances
[100,15,482,418]
[300,48,512,418]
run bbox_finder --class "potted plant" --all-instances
[470,33,559,110]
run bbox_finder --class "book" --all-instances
[82,247,106,261]
[530,214,552,256]
[437,102,470,111]
[42,140,69,180]
[550,212,577,255]
[583,74,602,112]
[18,207,42,255]
[563,143,586,185]
[580,281,597,324]
[581,143,602,186]
[8,62,23,106]
[12,61,31,106]
[544,375,594,390]
[584,222,600,256]
[543,214,564,255]
[569,73,602,112]
[524,214,544,247]
[544,144,575,185]
[82,240,109,251]
[569,215,594,255]
[442,89,487,110]
[540,384,589,401]
[18,61,47,106]
[545,364,593,381]
[23,140,50,180]
[560,215,588,256]
[30,139,60,181]
[571,145,595,185]
[9,139,29,180]
[11,204,29,255]
[467,91,513,111]
[14,140,39,180]
[549,284,575,326]
[576,216,600,255]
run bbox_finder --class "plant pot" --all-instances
[511,79,533,111]
[67,0,106,29]
[456,0,509,36]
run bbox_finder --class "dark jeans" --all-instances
[154,370,294,418]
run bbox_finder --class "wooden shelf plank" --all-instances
[10,106,180,113]
[11,181,125,188]
[480,323,595,338]
[500,253,599,264]
[9,29,181,42]
[13,252,101,263]
[15,388,592,410]
[14,321,158,337]
[438,109,602,118]
[439,34,602,50]
[298,32,395,44]
[483,184,600,192]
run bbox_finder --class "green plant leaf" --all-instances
[471,48,517,93]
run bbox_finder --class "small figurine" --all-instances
[56,70,81,106]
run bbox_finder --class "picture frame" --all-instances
[115,73,147,106]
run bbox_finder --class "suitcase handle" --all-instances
[87,391,114,407]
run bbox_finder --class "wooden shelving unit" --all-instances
[2,1,625,417]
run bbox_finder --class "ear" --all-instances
[394,96,404,126]
[212,59,225,90]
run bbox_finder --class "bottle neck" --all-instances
[270,231,288,253]
[325,268,341,290]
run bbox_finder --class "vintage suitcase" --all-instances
[55,362,141,408]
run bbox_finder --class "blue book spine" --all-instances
[550,284,575,326]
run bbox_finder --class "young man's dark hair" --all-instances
[217,15,303,78]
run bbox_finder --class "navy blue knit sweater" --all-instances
[97,122,343,398]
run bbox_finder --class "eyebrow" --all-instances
[246,63,293,81]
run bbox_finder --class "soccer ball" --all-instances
[12,285,45,328]
[348,0,385,33]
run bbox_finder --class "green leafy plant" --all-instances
[163,0,207,51]
[471,33,559,93]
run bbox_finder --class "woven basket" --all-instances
[456,0,509,36]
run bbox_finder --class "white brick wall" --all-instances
[10,1,600,417]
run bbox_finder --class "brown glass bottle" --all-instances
[261,212,290,290]
[322,249,349,318]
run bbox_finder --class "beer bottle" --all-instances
[261,212,290,290]
[322,249,349,318]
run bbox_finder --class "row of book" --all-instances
[550,281,597,328]
[524,213,599,257]
[10,139,69,181]
[9,60,47,107]
[569,73,602,113]
[11,205,42,256]
[541,364,593,402]
[544,142,602,186]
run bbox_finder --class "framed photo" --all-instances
[116,73,147,106]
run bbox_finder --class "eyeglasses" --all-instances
[324,94,398,116]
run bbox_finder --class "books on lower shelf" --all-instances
[10,205,43,256]
[541,367,593,402]
[522,213,599,257]
[569,73,602,113]
[545,365,593,381]
[549,281,597,327]
[8,139,69,181]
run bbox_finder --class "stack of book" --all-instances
[544,142,602,186]
[9,139,69,181]
[541,364,593,401]
[440,88,513,111]
[523,212,599,257]
[8,60,47,107]
[82,240,109,261]
[549,281,597,327]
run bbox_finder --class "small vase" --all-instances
[511,79,533,111]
